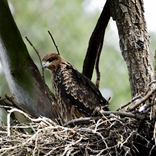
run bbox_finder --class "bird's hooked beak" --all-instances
[42,65,46,71]
[42,61,49,71]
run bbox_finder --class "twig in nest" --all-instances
[99,110,146,120]
[153,122,156,145]
[7,108,57,136]
[63,116,100,127]
[147,80,156,88]
[146,80,156,94]
[128,88,156,111]
[25,37,54,104]
[0,105,13,109]
[1,123,57,153]
[116,94,142,111]
[33,132,39,156]
[5,94,21,108]
[142,102,156,112]
[64,109,148,127]
[48,31,60,55]
[0,95,13,108]
[77,125,109,152]
[62,137,83,156]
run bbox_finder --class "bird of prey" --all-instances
[42,52,108,121]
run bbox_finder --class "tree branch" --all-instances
[82,0,110,80]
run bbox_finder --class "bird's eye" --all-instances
[47,57,57,62]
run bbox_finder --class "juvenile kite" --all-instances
[42,52,108,121]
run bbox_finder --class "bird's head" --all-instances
[42,52,63,72]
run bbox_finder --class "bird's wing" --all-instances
[58,63,108,116]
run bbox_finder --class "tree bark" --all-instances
[109,0,154,98]
[0,0,58,119]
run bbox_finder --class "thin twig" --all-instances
[1,125,57,153]
[147,80,156,88]
[99,110,145,120]
[0,105,13,109]
[48,31,60,55]
[25,37,42,71]
[63,116,100,127]
[64,109,147,127]
[33,132,38,156]
[93,119,103,133]
[96,146,116,156]
[128,88,156,111]
[45,146,62,156]
[7,108,57,136]
[149,145,156,156]
[25,37,54,104]
[116,94,142,111]
[145,80,156,94]
[62,137,83,156]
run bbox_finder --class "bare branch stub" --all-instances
[48,31,60,55]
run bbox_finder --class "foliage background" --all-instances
[0,0,155,116]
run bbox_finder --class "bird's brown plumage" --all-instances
[42,52,108,121]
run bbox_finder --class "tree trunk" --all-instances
[0,0,57,119]
[109,0,154,98]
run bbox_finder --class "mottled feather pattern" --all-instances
[42,52,108,121]
[52,61,108,120]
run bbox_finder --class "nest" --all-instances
[0,82,156,156]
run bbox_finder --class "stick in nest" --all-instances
[25,37,54,104]
[64,108,150,127]
[7,107,57,136]
[128,87,156,111]
[116,94,142,111]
